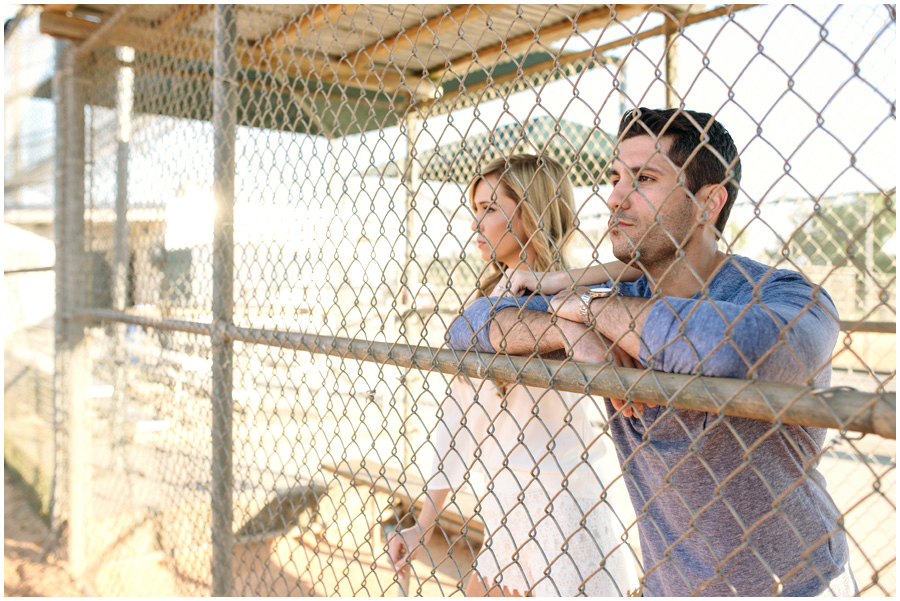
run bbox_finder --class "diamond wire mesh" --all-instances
[4,8,62,536]
[10,2,896,597]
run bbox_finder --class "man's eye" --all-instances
[638,175,653,183]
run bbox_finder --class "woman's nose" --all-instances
[471,215,479,232]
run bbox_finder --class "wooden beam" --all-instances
[155,4,211,32]
[428,4,757,110]
[446,4,651,77]
[252,5,427,97]
[74,5,136,57]
[39,9,96,40]
[90,55,402,110]
[256,4,346,55]
[38,11,414,95]
[341,5,503,100]
[364,4,500,65]
[251,4,426,94]
[41,4,77,15]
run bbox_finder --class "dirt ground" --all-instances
[2,458,892,597]
[4,469,85,597]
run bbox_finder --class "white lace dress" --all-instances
[426,377,639,596]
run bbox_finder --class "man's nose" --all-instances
[608,181,630,213]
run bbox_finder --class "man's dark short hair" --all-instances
[617,107,742,235]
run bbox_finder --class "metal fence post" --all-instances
[112,45,134,461]
[61,43,90,580]
[396,110,422,598]
[51,37,68,538]
[664,17,680,109]
[401,111,422,468]
[9,19,23,209]
[211,4,237,596]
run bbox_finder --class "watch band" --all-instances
[579,286,616,327]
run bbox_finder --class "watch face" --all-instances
[590,286,615,294]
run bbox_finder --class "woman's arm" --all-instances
[387,487,450,576]
[494,261,642,296]
[388,379,480,573]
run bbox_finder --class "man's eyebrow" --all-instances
[608,163,668,176]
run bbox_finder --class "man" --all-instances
[446,108,856,596]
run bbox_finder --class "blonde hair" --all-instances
[469,154,577,298]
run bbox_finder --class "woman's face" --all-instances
[471,173,533,268]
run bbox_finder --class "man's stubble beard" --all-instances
[611,195,696,272]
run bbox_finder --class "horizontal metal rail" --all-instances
[4,266,56,275]
[76,307,896,438]
[841,320,896,334]
[76,309,212,335]
[77,306,897,335]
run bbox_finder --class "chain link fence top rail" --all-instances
[5,3,895,597]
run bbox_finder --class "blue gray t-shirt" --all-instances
[446,255,855,596]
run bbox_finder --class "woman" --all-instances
[387,154,639,596]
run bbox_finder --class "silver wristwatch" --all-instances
[579,285,616,327]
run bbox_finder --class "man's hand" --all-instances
[561,323,610,364]
[549,286,592,323]
[605,344,647,419]
[550,286,652,363]
[563,326,646,419]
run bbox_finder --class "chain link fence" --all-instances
[5,5,59,527]
[6,3,896,597]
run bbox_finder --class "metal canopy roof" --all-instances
[37,4,753,136]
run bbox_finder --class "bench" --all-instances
[320,458,485,547]
[235,484,326,543]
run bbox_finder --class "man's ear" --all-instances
[697,184,729,227]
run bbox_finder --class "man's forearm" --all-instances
[488,307,614,360]
[446,294,554,353]
[488,307,567,355]
[444,292,637,361]
[586,295,653,360]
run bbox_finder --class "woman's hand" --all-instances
[386,524,429,578]
[492,268,538,296]
[493,268,573,297]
